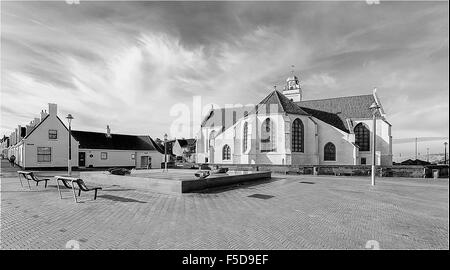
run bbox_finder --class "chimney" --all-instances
[48,103,57,116]
[106,125,111,138]
[40,110,48,121]
[34,117,40,126]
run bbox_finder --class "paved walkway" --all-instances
[1,160,448,249]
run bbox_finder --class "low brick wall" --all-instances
[204,163,446,178]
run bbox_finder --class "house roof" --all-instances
[296,94,382,133]
[71,130,160,151]
[176,138,196,147]
[23,114,50,139]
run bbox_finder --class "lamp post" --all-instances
[164,133,168,172]
[66,114,74,176]
[369,102,380,186]
[444,142,448,165]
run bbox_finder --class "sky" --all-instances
[1,1,449,156]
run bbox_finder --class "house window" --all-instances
[354,123,370,151]
[37,147,51,162]
[261,118,276,152]
[101,152,108,160]
[48,130,57,140]
[292,118,304,152]
[243,122,248,153]
[131,154,135,160]
[324,142,336,161]
[361,157,367,165]
[222,144,231,160]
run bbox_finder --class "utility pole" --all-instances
[415,137,418,160]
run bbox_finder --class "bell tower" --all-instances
[283,66,302,102]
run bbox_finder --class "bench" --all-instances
[333,168,355,176]
[17,171,50,189]
[55,176,102,203]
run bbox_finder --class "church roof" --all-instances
[295,94,382,133]
[71,130,160,151]
[200,91,384,135]
[254,90,309,116]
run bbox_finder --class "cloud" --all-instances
[1,1,448,149]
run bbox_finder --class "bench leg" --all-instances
[78,189,81,197]
[36,181,39,186]
[45,180,48,188]
[94,189,98,200]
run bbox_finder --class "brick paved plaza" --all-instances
[1,160,448,250]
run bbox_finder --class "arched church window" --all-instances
[209,131,216,148]
[243,122,248,153]
[261,118,276,152]
[292,118,304,152]
[354,123,370,151]
[324,142,336,161]
[222,144,231,160]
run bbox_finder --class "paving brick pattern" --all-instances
[1,161,448,250]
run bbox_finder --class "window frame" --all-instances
[222,144,231,160]
[354,123,370,152]
[48,129,58,140]
[291,118,304,153]
[324,142,336,161]
[37,147,51,162]
[260,118,276,153]
[242,122,248,153]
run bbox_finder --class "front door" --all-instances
[141,156,149,169]
[78,152,86,167]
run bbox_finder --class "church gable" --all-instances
[254,90,309,116]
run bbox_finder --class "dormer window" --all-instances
[48,130,57,140]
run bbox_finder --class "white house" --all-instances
[7,103,79,169]
[196,74,393,166]
[6,104,164,169]
[72,126,164,169]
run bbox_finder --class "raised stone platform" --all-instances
[79,170,272,194]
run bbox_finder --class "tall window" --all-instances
[354,123,370,151]
[209,131,216,148]
[261,118,276,152]
[37,147,51,162]
[101,152,108,160]
[324,143,336,161]
[48,129,57,139]
[222,144,231,160]
[243,122,248,153]
[292,118,304,152]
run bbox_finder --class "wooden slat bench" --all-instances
[55,176,102,203]
[17,171,50,189]
[333,168,355,176]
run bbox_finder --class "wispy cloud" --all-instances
[1,1,448,154]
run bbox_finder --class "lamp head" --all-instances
[66,114,74,124]
[164,133,168,141]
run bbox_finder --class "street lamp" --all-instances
[444,142,448,165]
[164,133,168,172]
[369,102,380,186]
[66,114,74,176]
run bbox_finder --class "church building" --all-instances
[196,74,393,166]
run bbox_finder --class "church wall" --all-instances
[286,115,319,165]
[354,119,392,166]
[315,119,357,165]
